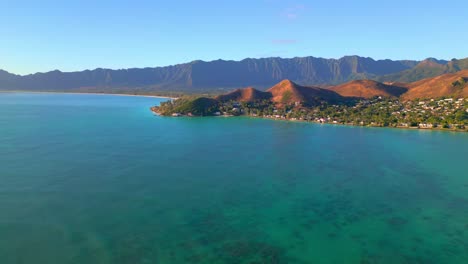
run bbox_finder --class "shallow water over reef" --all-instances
[0,92,467,263]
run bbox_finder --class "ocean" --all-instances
[0,92,467,263]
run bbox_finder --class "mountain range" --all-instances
[326,70,468,100]
[215,70,468,105]
[152,70,468,118]
[1,56,467,94]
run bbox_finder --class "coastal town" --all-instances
[247,97,467,129]
[152,96,467,131]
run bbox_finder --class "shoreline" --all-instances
[256,116,467,133]
[0,90,177,99]
[249,116,467,133]
[151,109,467,133]
[253,115,467,133]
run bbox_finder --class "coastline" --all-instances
[0,90,177,99]
[251,115,468,133]
[262,116,467,133]
[151,108,467,133]
[260,116,467,133]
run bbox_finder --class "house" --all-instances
[418,123,433,129]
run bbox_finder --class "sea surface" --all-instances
[0,92,467,264]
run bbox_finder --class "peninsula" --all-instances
[151,71,468,131]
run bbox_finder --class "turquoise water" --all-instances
[0,92,467,264]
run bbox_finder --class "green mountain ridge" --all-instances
[377,58,468,83]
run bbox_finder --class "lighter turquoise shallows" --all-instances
[0,93,467,264]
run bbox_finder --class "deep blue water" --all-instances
[0,92,467,264]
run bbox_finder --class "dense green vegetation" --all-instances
[154,96,219,116]
[302,98,467,129]
[452,77,467,88]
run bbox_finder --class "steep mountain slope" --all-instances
[401,70,468,100]
[377,58,468,83]
[215,87,271,102]
[189,56,418,88]
[329,80,407,98]
[0,56,419,92]
[446,58,468,72]
[10,65,193,92]
[0,70,16,80]
[267,80,344,105]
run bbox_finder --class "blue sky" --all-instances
[1,0,467,75]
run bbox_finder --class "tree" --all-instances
[455,110,468,124]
